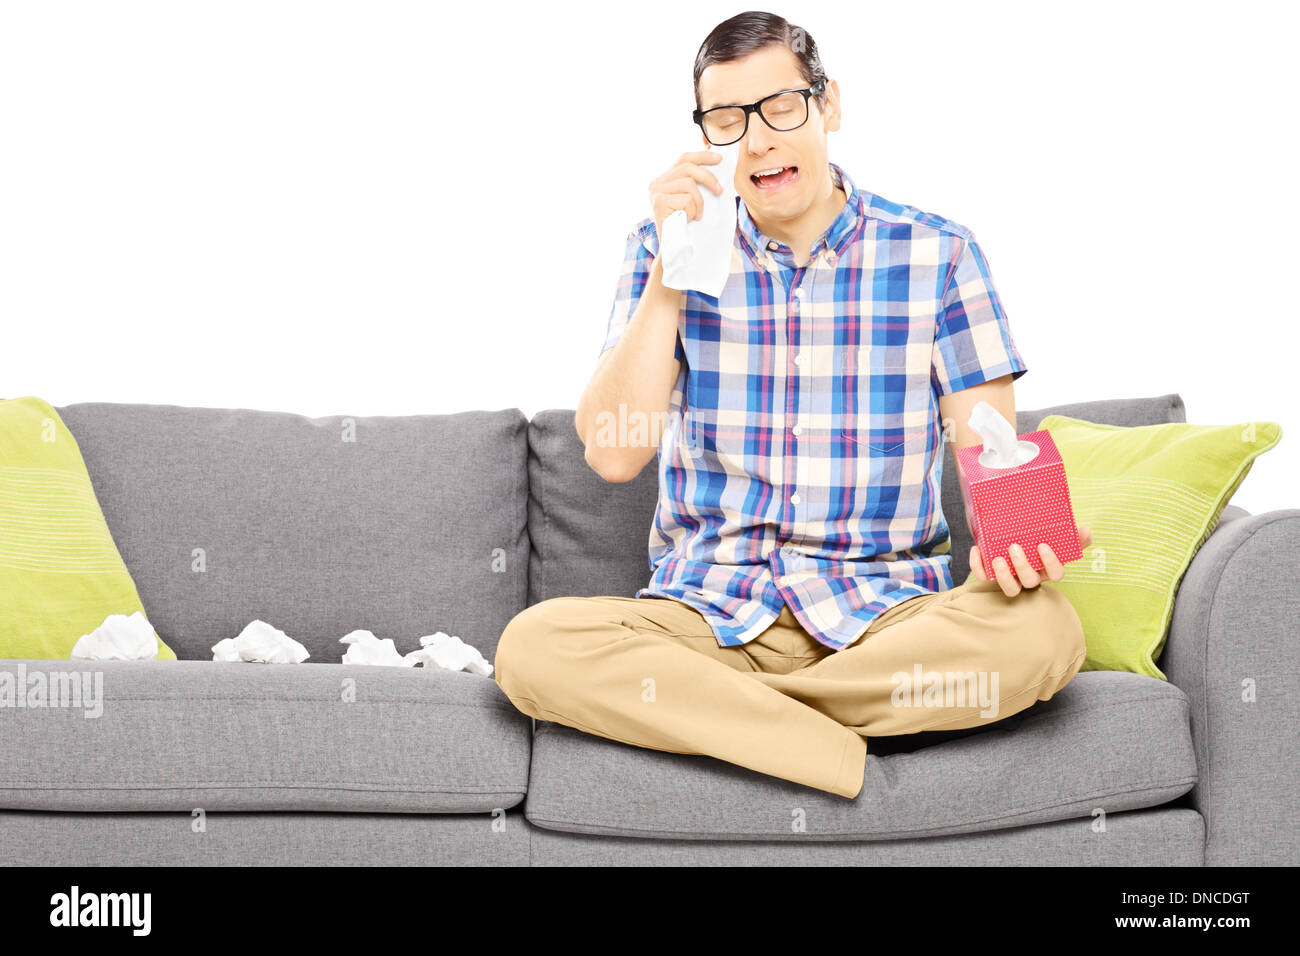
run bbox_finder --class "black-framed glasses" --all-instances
[693,78,826,146]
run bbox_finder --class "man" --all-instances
[494,11,1092,799]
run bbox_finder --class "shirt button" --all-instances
[826,250,837,264]
[791,424,803,435]
[790,492,801,505]
[793,286,804,298]
[793,353,804,367]
[767,240,779,251]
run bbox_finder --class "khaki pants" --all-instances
[494,576,1086,799]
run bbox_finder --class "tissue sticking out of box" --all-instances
[969,400,1040,469]
[212,620,310,663]
[339,629,413,667]
[70,611,161,661]
[406,631,494,677]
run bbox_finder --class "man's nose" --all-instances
[744,114,779,154]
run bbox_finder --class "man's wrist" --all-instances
[646,255,676,300]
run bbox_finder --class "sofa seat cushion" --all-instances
[524,671,1196,841]
[0,659,530,813]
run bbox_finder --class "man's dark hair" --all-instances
[693,10,827,112]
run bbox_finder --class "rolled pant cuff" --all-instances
[830,731,868,799]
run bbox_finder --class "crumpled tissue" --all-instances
[70,611,160,661]
[969,400,1040,468]
[339,629,412,667]
[212,619,310,663]
[659,141,741,298]
[206,620,493,675]
[405,631,494,677]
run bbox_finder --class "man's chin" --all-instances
[743,187,804,221]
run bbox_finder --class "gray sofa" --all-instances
[1,393,1295,866]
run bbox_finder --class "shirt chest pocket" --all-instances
[839,343,931,455]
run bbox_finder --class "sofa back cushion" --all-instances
[58,403,529,662]
[528,394,1188,604]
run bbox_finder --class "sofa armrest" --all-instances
[1162,505,1300,865]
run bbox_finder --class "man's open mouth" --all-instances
[750,165,799,190]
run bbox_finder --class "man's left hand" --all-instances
[970,525,1093,597]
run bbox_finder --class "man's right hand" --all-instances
[648,150,727,243]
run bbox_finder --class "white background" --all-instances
[1,0,1294,514]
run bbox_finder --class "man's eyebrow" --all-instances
[700,84,800,111]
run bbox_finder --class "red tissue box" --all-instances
[955,429,1082,580]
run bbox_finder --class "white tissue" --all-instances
[339,629,414,667]
[969,400,1039,469]
[70,611,160,661]
[204,619,493,674]
[212,619,310,663]
[405,631,494,677]
[659,141,741,297]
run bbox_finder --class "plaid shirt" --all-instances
[598,162,1027,651]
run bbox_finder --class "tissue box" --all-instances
[955,428,1082,580]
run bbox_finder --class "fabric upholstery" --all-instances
[55,402,529,661]
[524,671,1196,842]
[0,659,530,813]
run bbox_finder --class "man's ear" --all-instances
[822,78,842,133]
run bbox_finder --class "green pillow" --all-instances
[0,396,176,660]
[1031,414,1281,679]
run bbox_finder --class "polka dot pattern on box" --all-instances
[956,429,1082,579]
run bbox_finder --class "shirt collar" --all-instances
[737,161,864,267]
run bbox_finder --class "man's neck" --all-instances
[750,171,848,268]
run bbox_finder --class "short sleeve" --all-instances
[600,225,686,363]
[931,234,1028,396]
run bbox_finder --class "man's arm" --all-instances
[931,232,1095,593]
[938,372,1017,463]
[577,150,725,482]
[938,372,1017,533]
[575,254,683,483]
